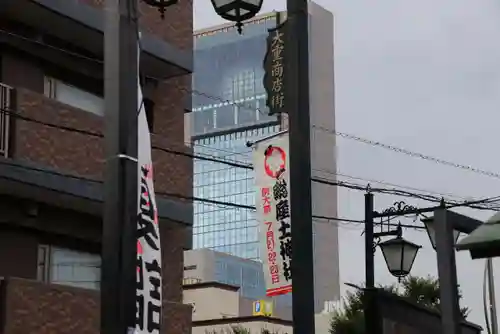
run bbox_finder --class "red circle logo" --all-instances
[264,146,286,178]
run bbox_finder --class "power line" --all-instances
[312,125,500,180]
[185,87,500,181]
[1,28,499,208]
[317,168,497,205]
[2,105,500,212]
[4,26,500,181]
[190,140,498,208]
[0,126,497,234]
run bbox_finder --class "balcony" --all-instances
[0,83,12,157]
[0,277,192,334]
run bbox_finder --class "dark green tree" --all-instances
[329,275,469,334]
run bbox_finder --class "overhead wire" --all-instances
[186,139,498,207]
[2,28,500,232]
[1,104,500,213]
[3,26,500,181]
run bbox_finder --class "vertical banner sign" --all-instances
[135,47,162,334]
[253,133,292,296]
[263,16,287,115]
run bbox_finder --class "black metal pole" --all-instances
[365,193,374,288]
[102,0,138,333]
[286,0,315,332]
[434,208,461,334]
[364,192,381,334]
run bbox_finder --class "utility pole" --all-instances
[286,0,315,332]
[487,258,498,334]
[434,208,462,334]
[102,0,138,333]
[364,192,381,334]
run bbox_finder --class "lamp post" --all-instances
[102,0,178,333]
[365,195,484,334]
[364,192,422,334]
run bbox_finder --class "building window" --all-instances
[37,244,101,290]
[44,76,104,116]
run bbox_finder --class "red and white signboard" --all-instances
[253,133,292,296]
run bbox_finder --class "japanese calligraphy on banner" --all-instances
[253,133,292,296]
[263,15,288,116]
[134,44,162,334]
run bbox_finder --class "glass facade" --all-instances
[192,15,282,260]
[214,253,263,300]
[192,14,292,308]
[213,251,292,307]
[191,15,279,137]
[193,125,280,260]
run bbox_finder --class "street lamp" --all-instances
[142,0,178,18]
[365,195,425,334]
[423,216,460,250]
[378,234,421,280]
[210,0,264,33]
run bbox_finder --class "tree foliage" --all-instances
[329,275,469,334]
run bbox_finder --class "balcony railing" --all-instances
[0,83,12,157]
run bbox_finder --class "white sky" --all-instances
[194,0,500,328]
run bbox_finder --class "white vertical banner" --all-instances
[135,44,162,334]
[253,133,292,296]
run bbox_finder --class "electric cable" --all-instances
[188,85,500,180]
[2,29,500,211]
[316,168,500,210]
[3,27,498,181]
[1,105,500,212]
[188,141,495,206]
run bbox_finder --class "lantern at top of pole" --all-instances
[422,216,460,251]
[210,0,264,34]
[378,235,421,280]
[142,0,179,18]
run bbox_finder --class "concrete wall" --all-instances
[308,1,341,311]
[184,285,240,321]
[193,321,292,334]
[280,2,340,312]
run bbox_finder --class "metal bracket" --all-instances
[116,154,138,163]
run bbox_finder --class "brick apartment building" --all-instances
[0,0,193,333]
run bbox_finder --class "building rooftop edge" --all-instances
[192,315,293,327]
[194,11,281,37]
[183,281,240,292]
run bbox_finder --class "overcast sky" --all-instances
[194,0,500,327]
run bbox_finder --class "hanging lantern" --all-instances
[379,236,421,279]
[142,0,179,19]
[210,0,264,33]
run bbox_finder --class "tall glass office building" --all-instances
[189,3,339,313]
[191,14,281,261]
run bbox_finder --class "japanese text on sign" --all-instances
[274,178,292,281]
[262,187,280,284]
[270,30,285,110]
[136,165,162,334]
[253,135,292,297]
